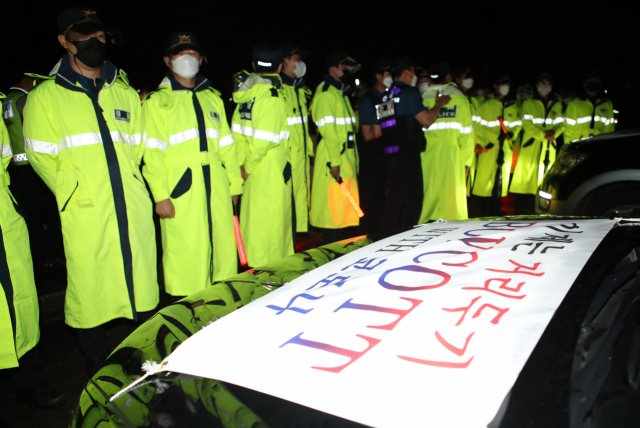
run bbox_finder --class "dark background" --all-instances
[2,0,639,127]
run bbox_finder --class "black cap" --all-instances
[57,7,104,35]
[429,63,452,80]
[280,43,310,59]
[325,52,359,71]
[390,56,414,74]
[373,59,392,76]
[536,72,553,83]
[584,70,601,81]
[454,65,473,79]
[493,72,511,84]
[253,42,283,67]
[165,31,203,55]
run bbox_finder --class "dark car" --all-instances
[536,130,640,217]
[71,218,640,428]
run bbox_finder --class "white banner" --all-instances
[162,219,615,427]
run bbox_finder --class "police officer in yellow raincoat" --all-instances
[142,32,242,300]
[4,71,65,278]
[22,8,158,373]
[453,66,482,197]
[562,71,615,143]
[510,73,563,214]
[420,63,474,221]
[472,73,522,216]
[280,43,313,234]
[231,43,293,267]
[1,109,65,408]
[310,52,361,244]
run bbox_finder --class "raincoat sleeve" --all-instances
[243,93,282,175]
[521,99,546,141]
[302,88,314,157]
[231,105,248,167]
[141,96,171,202]
[561,100,578,142]
[1,117,11,172]
[552,100,565,139]
[475,102,489,148]
[603,102,615,134]
[131,96,145,166]
[22,88,59,193]
[458,99,475,168]
[312,91,343,167]
[217,107,243,196]
[506,108,522,142]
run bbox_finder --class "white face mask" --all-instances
[293,60,307,78]
[382,76,393,88]
[462,78,474,89]
[418,82,430,93]
[171,54,200,79]
[410,74,418,87]
[498,84,510,96]
[537,85,552,97]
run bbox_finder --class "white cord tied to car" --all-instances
[109,360,169,402]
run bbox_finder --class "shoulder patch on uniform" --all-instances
[210,111,220,122]
[270,88,279,97]
[239,98,255,120]
[114,109,131,122]
[2,100,14,119]
[437,106,457,118]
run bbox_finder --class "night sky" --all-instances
[3,1,639,127]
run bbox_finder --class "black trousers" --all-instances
[321,226,358,246]
[76,311,156,360]
[514,194,536,215]
[356,155,387,236]
[8,164,64,271]
[478,196,506,217]
[10,346,43,390]
[382,152,424,231]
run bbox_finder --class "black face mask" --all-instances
[70,37,106,69]
[585,81,601,93]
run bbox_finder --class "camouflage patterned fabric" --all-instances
[71,236,371,427]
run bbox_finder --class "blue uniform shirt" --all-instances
[359,87,383,126]
[390,81,427,117]
[74,65,107,95]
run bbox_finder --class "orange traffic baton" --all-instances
[327,163,364,218]
[232,204,248,267]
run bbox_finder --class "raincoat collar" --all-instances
[55,54,117,93]
[323,74,353,96]
[280,72,306,90]
[165,71,210,92]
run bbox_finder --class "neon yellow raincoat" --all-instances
[22,57,158,328]
[310,76,360,229]
[563,95,615,143]
[472,96,522,197]
[2,88,30,166]
[420,83,474,221]
[232,73,293,267]
[142,74,242,296]
[466,94,483,196]
[280,73,313,233]
[0,103,39,369]
[510,93,563,195]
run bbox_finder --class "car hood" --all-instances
[118,219,617,428]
